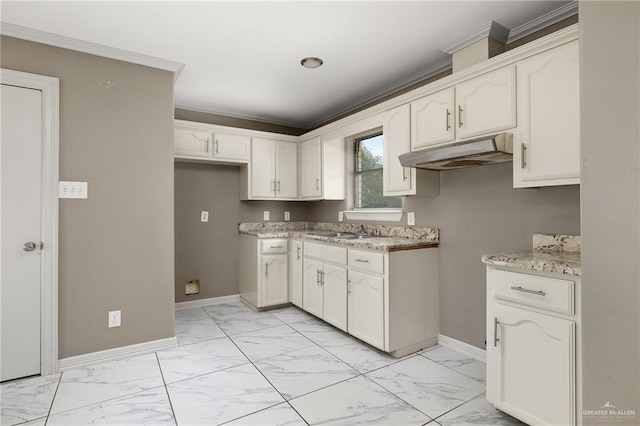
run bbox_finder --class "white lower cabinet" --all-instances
[288,239,303,308]
[239,235,288,309]
[302,242,348,331]
[486,266,581,426]
[347,269,384,350]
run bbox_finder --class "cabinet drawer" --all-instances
[348,249,384,275]
[493,269,574,314]
[304,242,347,265]
[261,239,288,254]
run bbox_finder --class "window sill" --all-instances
[342,209,403,222]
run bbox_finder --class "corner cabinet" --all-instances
[299,136,346,200]
[239,235,289,309]
[486,266,581,426]
[299,137,322,199]
[513,40,580,188]
[244,138,297,199]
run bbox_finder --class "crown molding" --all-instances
[440,21,510,55]
[174,102,308,130]
[507,1,578,43]
[307,58,452,129]
[0,22,185,80]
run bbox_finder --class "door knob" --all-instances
[23,242,37,252]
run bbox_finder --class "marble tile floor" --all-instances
[1,302,524,426]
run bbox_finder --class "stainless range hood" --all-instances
[398,133,513,171]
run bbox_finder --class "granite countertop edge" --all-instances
[481,250,582,277]
[239,229,439,252]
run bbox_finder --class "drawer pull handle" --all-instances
[493,317,500,347]
[270,245,284,249]
[510,286,546,296]
[354,259,369,263]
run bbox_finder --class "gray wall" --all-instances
[306,163,581,348]
[580,2,640,421]
[174,163,307,302]
[1,36,176,358]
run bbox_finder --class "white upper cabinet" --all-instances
[299,137,322,199]
[174,126,212,158]
[212,132,251,161]
[249,138,297,199]
[455,65,516,140]
[514,40,580,188]
[383,104,415,196]
[411,87,456,150]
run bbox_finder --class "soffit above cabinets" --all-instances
[1,1,576,129]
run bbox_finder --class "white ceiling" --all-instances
[1,1,572,129]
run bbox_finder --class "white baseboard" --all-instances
[175,294,240,310]
[58,337,177,371]
[438,334,486,362]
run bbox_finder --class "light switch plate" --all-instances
[284,211,290,221]
[338,211,344,222]
[59,181,88,199]
[200,211,209,222]
[263,211,270,221]
[407,212,415,226]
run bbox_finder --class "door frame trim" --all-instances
[1,68,59,376]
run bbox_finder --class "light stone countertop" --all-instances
[481,233,582,276]
[238,222,439,252]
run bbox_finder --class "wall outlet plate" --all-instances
[185,280,200,295]
[263,211,270,221]
[407,212,415,226]
[284,211,290,221]
[108,310,121,328]
[200,211,209,222]
[338,211,344,222]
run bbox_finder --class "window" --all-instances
[354,133,402,209]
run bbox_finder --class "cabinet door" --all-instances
[212,132,251,161]
[251,138,275,198]
[456,66,516,140]
[302,258,323,318]
[174,126,212,158]
[514,41,580,188]
[347,270,384,350]
[261,254,288,307]
[322,264,348,332]
[492,304,575,426]
[288,240,303,308]
[275,141,298,198]
[299,137,322,199]
[383,104,415,196]
[411,88,455,149]
[322,138,346,200]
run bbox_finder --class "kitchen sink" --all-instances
[306,231,378,239]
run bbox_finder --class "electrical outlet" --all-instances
[407,212,415,226]
[200,211,209,222]
[59,181,88,199]
[338,211,344,222]
[263,211,270,221]
[284,211,291,221]
[108,310,121,328]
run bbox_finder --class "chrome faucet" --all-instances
[359,224,366,235]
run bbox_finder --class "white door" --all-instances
[288,240,303,307]
[275,141,297,198]
[411,87,456,149]
[251,138,275,198]
[383,104,415,196]
[493,304,576,426]
[321,264,347,332]
[299,137,321,199]
[348,270,384,350]
[261,254,288,307]
[1,84,43,381]
[302,258,323,318]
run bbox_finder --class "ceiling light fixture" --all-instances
[301,57,324,69]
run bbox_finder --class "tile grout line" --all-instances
[417,352,487,385]
[43,373,63,425]
[154,351,179,425]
